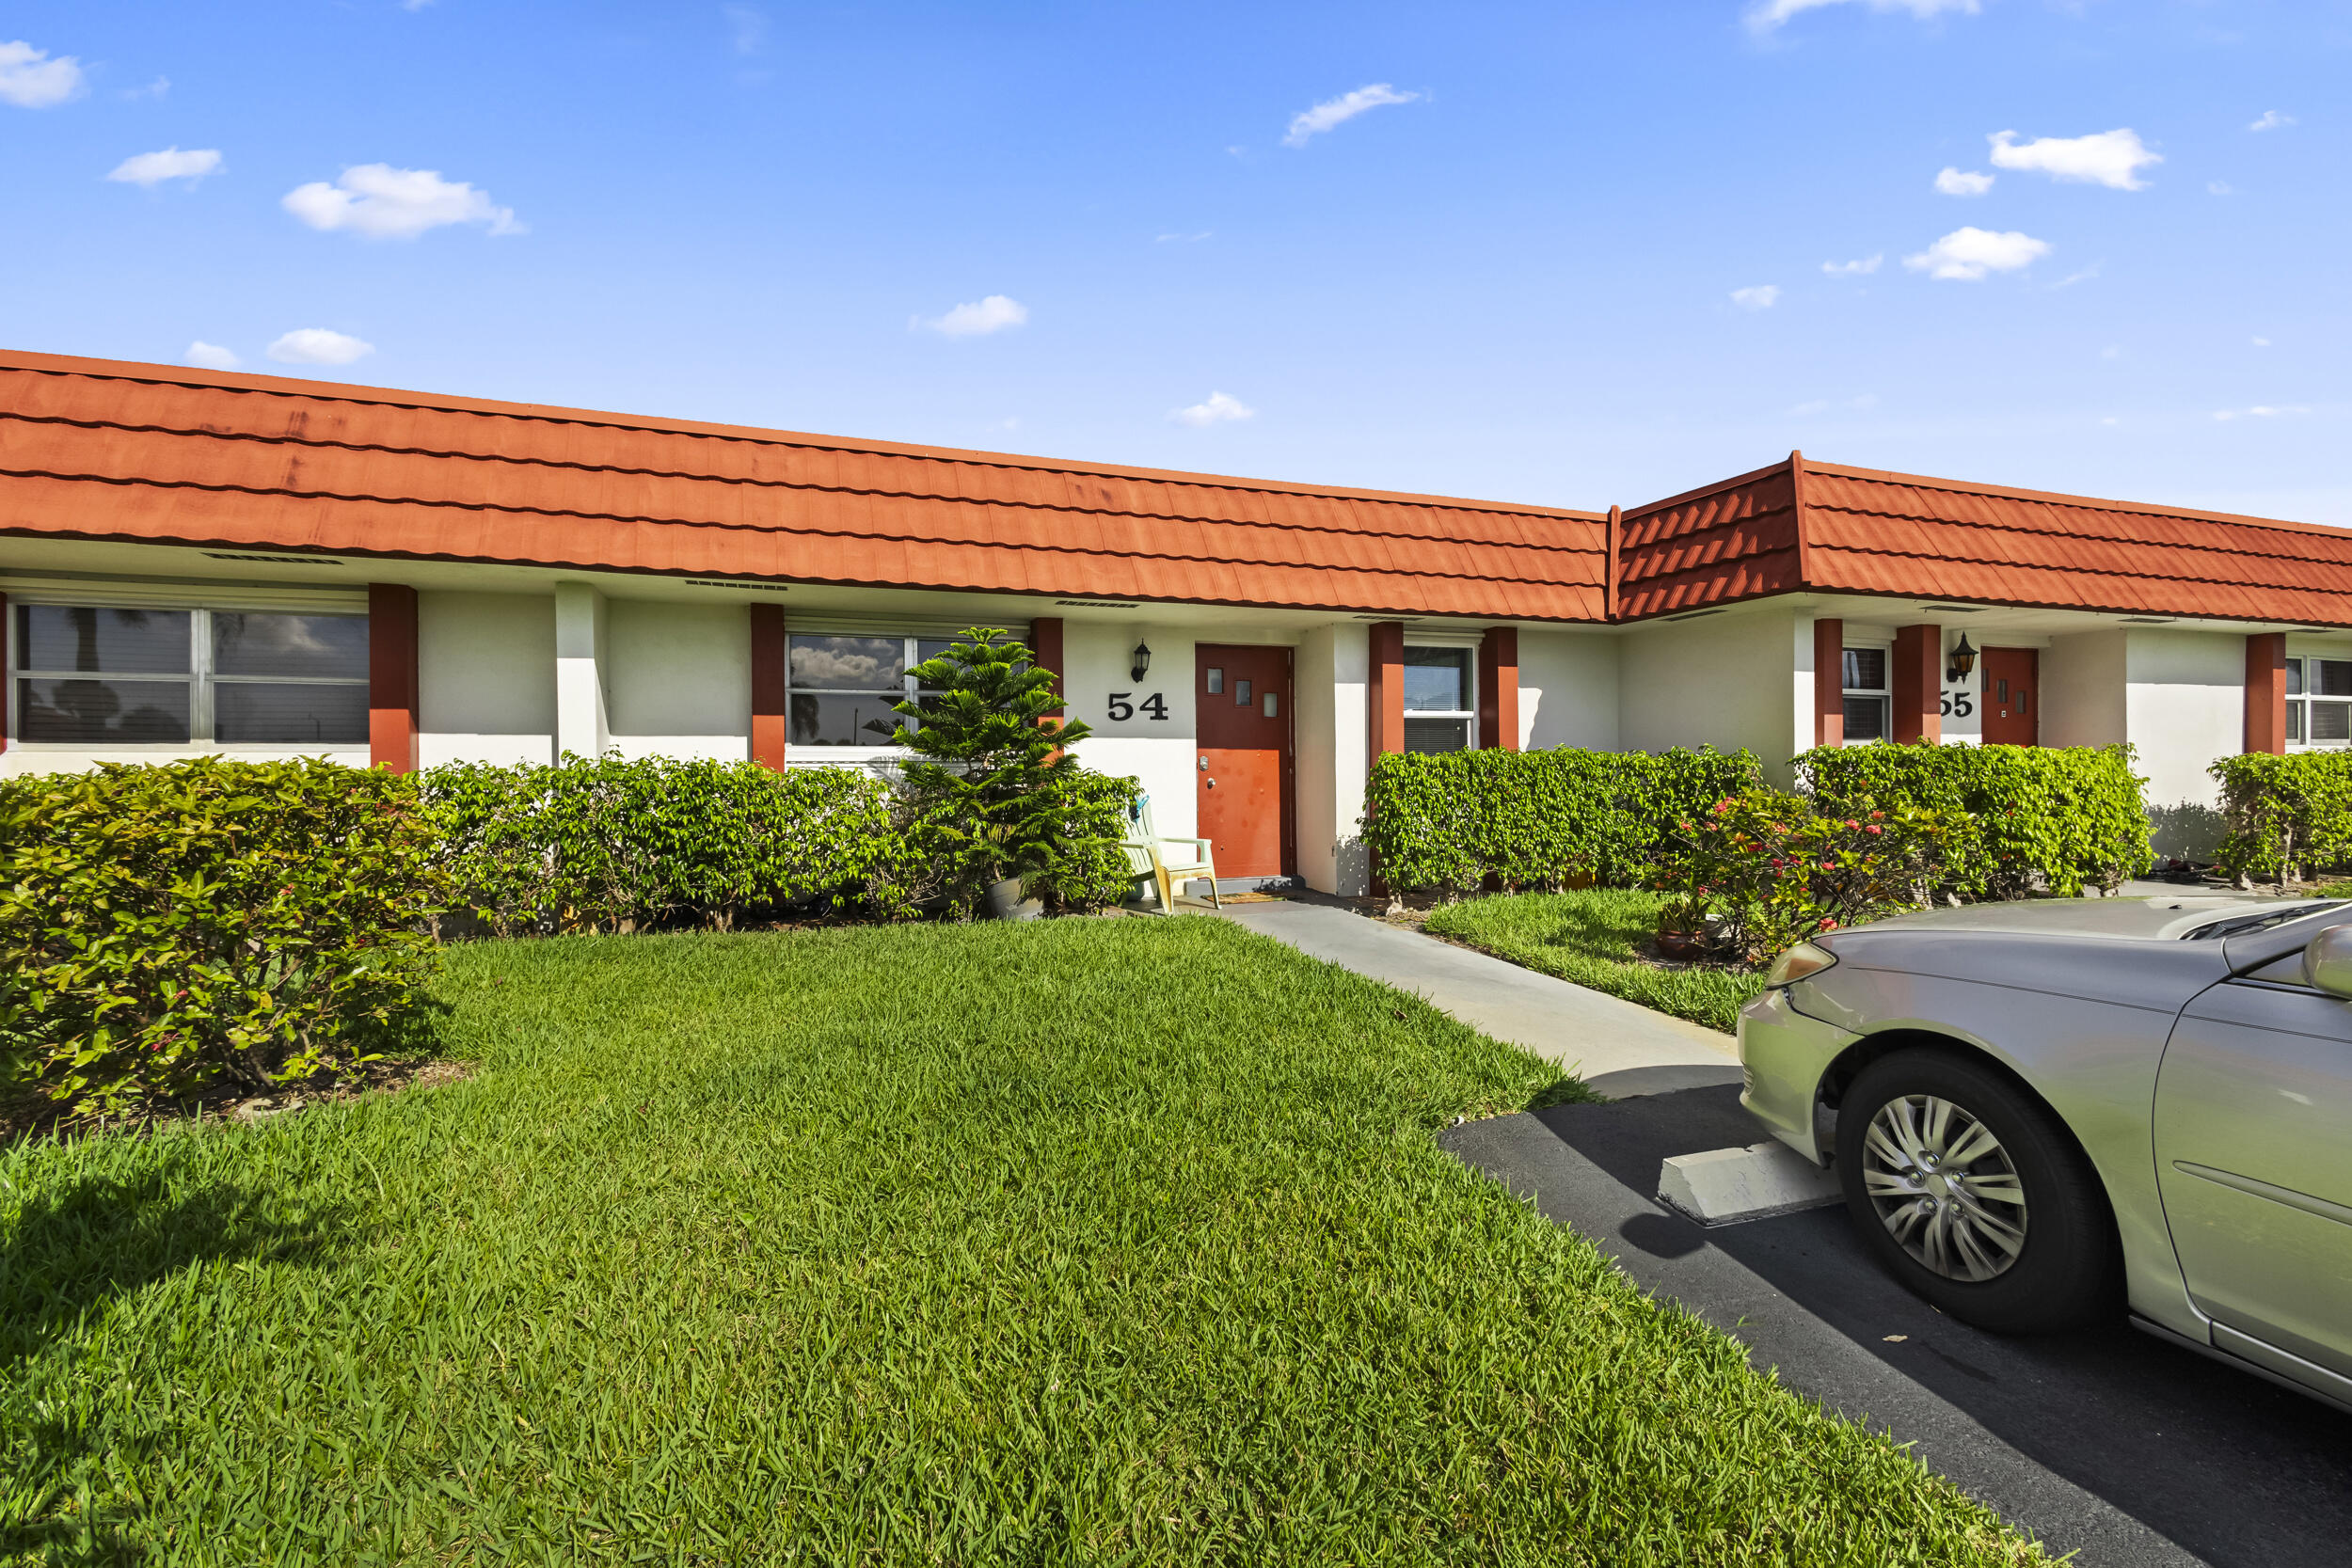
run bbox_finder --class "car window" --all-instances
[2223,906,2352,976]
[2240,949,2317,988]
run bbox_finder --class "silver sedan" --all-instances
[1738,895,2352,1415]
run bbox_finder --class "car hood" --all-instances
[1845,895,2338,943]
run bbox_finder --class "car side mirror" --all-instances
[2303,926,2352,996]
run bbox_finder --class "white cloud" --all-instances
[1820,254,1882,276]
[0,40,86,107]
[2253,337,2272,347]
[1730,284,1780,310]
[1171,391,1254,427]
[185,341,241,372]
[267,328,375,366]
[282,164,523,239]
[2100,344,2122,359]
[2213,404,2309,421]
[1155,230,1212,243]
[122,75,169,101]
[2208,181,2234,197]
[1933,166,1994,197]
[1746,0,1977,32]
[723,5,767,54]
[1987,128,2160,190]
[2249,110,2296,133]
[914,294,1028,337]
[2051,262,2102,289]
[1282,84,1419,148]
[106,147,223,187]
[1903,226,2051,280]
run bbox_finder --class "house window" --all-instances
[12,604,370,747]
[2287,657,2352,748]
[1841,646,1890,743]
[1402,645,1475,752]
[785,633,957,747]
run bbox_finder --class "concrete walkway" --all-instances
[1210,899,1741,1098]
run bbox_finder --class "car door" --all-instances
[2153,955,2352,1386]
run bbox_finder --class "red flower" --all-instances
[1864,824,1883,836]
[1819,917,1838,930]
[1844,820,1859,831]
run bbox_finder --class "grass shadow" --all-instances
[0,1169,352,1561]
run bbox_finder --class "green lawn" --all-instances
[1423,889,1769,1034]
[1,919,2042,1565]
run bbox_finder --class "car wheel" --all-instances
[1835,1048,2122,1334]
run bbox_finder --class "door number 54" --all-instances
[1107,692,1169,721]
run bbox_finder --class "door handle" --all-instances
[1206,778,1216,788]
[1198,756,1208,770]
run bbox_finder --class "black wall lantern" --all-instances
[1131,640,1152,683]
[1946,633,1979,684]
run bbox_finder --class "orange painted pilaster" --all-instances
[2246,632,2287,755]
[1812,616,1844,748]
[1030,616,1066,727]
[367,583,419,772]
[750,602,787,770]
[1368,621,1406,761]
[1477,626,1519,751]
[1892,623,1942,744]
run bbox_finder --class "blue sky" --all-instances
[5,1,2345,521]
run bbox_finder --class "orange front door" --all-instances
[1196,644,1294,880]
[1981,647,2039,746]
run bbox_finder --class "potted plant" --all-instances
[891,628,1099,920]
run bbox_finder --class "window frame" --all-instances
[1400,641,1479,754]
[2286,655,2352,751]
[1840,642,1892,746]
[8,598,372,751]
[782,631,962,753]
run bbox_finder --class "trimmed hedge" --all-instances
[421,753,1141,934]
[2208,752,2352,883]
[0,759,445,1116]
[421,755,907,935]
[1362,746,1764,896]
[1797,741,2153,898]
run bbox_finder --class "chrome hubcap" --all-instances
[1861,1094,2028,1282]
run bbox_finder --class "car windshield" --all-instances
[2180,901,2347,942]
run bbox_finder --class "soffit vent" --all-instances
[1919,603,1984,613]
[2120,616,2177,625]
[684,578,789,592]
[1054,599,1138,610]
[205,552,343,566]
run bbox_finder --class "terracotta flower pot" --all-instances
[1655,929,1701,960]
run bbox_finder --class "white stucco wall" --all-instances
[2126,628,2244,834]
[419,590,557,767]
[1059,620,1201,842]
[1296,622,1371,895]
[1517,629,1619,752]
[1618,608,1804,782]
[2040,631,2128,751]
[605,598,750,762]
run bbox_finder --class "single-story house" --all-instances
[5,348,2347,892]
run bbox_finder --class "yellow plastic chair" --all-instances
[1120,792,1220,912]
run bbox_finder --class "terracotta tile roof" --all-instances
[0,350,1609,622]
[1620,453,2352,627]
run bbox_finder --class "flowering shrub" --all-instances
[1661,789,1942,965]
[1799,741,2150,898]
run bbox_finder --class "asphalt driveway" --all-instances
[1441,1086,2352,1568]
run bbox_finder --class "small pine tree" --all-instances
[892,628,1097,916]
